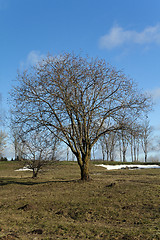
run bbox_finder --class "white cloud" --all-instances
[99,24,160,49]
[20,50,45,69]
[149,88,160,100]
[27,51,44,65]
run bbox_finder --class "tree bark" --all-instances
[145,152,147,163]
[123,150,126,162]
[32,168,38,178]
[80,163,90,180]
[78,152,90,181]
[106,150,109,161]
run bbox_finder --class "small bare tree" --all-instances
[19,130,59,178]
[11,53,152,180]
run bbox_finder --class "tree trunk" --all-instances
[110,150,114,161]
[131,146,133,162]
[67,147,69,161]
[102,150,105,161]
[145,152,147,163]
[106,150,109,161]
[119,140,122,162]
[32,168,38,178]
[92,146,95,160]
[137,141,139,162]
[78,152,90,181]
[80,162,90,180]
[134,137,136,162]
[123,150,126,162]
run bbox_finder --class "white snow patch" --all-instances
[15,166,32,171]
[95,164,160,170]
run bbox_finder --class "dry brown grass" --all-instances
[0,161,160,239]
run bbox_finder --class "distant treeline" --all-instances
[0,156,8,161]
[0,156,20,161]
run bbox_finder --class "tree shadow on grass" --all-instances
[0,178,80,186]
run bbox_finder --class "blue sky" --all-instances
[1,0,160,157]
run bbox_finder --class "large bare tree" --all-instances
[11,53,151,180]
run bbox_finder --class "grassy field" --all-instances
[0,160,160,240]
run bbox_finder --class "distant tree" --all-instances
[11,53,152,180]
[108,132,117,162]
[116,113,139,162]
[128,124,139,162]
[99,136,106,161]
[0,93,2,125]
[10,126,25,161]
[0,130,7,158]
[0,156,8,161]
[0,94,6,127]
[99,132,117,161]
[117,129,129,162]
[0,94,7,158]
[141,117,153,162]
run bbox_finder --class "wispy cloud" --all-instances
[146,88,160,103]
[99,24,160,49]
[26,50,45,65]
[20,50,45,69]
[150,88,160,100]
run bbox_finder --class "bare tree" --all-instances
[141,117,153,162]
[117,132,127,162]
[0,130,7,158]
[18,130,58,178]
[0,94,2,125]
[10,53,152,180]
[10,119,25,161]
[0,95,8,159]
[100,132,117,161]
[12,129,23,161]
[0,94,6,128]
[108,132,117,161]
[99,136,106,161]
[117,113,139,162]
